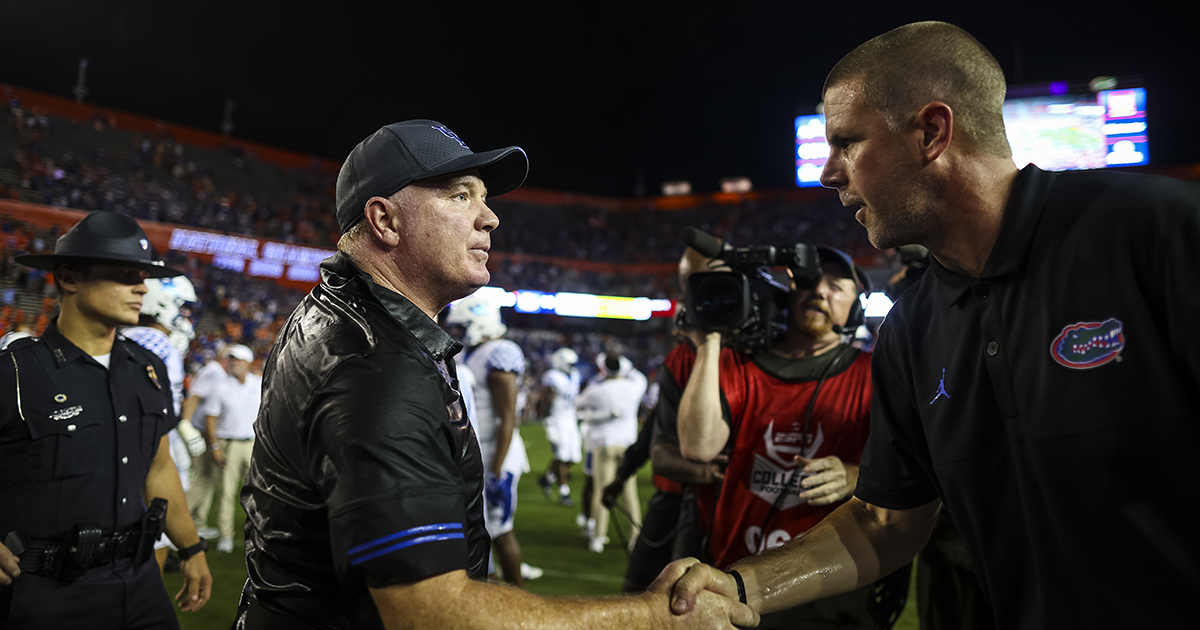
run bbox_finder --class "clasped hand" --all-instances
[646,558,759,629]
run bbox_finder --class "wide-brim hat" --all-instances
[15,211,183,278]
[335,119,528,233]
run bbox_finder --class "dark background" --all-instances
[1,1,1194,197]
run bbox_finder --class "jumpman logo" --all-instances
[929,368,951,405]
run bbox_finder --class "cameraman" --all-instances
[671,246,907,630]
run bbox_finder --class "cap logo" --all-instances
[139,238,149,250]
[432,125,469,150]
[1050,318,1125,369]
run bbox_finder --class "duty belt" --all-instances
[14,524,142,580]
[10,497,168,581]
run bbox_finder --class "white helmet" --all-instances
[550,347,578,373]
[445,295,507,347]
[142,276,198,354]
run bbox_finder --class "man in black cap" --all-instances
[236,120,757,630]
[0,211,212,629]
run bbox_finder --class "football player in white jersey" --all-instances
[446,296,535,586]
[120,275,207,571]
[537,347,582,506]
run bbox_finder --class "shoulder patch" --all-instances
[1050,318,1125,369]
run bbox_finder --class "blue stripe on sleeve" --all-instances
[348,533,466,565]
[347,523,463,556]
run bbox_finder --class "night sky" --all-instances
[2,1,1195,197]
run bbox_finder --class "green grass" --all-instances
[164,422,921,628]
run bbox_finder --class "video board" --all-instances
[795,87,1149,187]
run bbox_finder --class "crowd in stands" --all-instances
[0,94,876,389]
[1,99,883,300]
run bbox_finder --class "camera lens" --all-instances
[692,273,748,329]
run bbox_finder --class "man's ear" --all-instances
[363,196,402,247]
[54,266,82,296]
[914,101,953,163]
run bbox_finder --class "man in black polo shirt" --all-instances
[235,120,757,630]
[0,211,212,629]
[668,21,1199,629]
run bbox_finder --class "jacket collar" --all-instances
[930,164,1057,306]
[320,251,462,362]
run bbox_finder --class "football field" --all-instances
[165,421,920,628]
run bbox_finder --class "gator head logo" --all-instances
[1050,318,1125,369]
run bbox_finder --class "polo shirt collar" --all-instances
[930,164,1057,306]
[40,319,133,368]
[320,251,462,362]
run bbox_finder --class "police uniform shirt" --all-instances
[858,165,1200,629]
[0,322,175,541]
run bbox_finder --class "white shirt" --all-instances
[460,339,528,474]
[206,372,262,439]
[189,359,230,430]
[577,368,648,451]
[541,368,580,423]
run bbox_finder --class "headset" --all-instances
[812,246,871,335]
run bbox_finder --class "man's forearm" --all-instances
[377,575,655,630]
[676,333,726,461]
[180,395,201,425]
[204,415,219,446]
[650,442,718,485]
[144,435,201,548]
[372,561,756,630]
[491,414,514,476]
[733,497,939,614]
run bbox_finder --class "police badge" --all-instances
[146,365,162,390]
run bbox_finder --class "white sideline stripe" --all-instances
[536,567,623,585]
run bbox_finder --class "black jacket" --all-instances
[241,252,487,629]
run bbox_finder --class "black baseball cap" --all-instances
[15,211,183,278]
[816,246,871,294]
[335,119,529,233]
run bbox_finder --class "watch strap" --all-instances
[178,537,208,561]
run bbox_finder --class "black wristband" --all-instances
[730,569,747,605]
[178,538,208,561]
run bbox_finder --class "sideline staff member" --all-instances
[0,211,212,628]
[235,120,756,630]
[669,22,1200,629]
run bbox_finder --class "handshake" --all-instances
[643,558,759,629]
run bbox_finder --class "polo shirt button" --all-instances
[987,341,999,355]
[121,497,128,505]
[118,415,128,423]
[121,456,128,464]
[162,408,168,414]
[67,424,77,432]
[974,286,989,299]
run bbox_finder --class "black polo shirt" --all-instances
[0,322,175,540]
[241,252,487,629]
[858,165,1200,629]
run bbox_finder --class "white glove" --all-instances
[177,420,207,457]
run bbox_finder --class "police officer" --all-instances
[0,211,212,629]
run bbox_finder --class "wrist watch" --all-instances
[178,538,208,561]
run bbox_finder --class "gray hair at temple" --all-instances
[823,21,1012,159]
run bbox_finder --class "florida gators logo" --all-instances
[1050,318,1124,369]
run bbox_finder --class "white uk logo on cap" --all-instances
[139,238,149,250]
[432,125,469,150]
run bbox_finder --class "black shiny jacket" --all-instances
[240,252,487,628]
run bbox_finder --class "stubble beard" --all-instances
[863,167,941,251]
